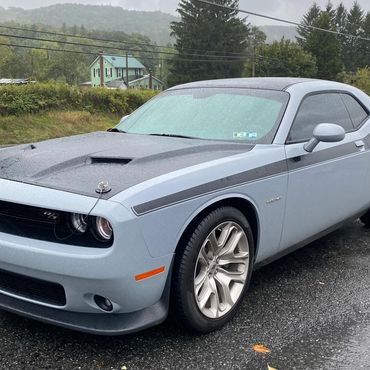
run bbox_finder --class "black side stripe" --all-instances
[287,141,358,171]
[133,139,365,216]
[133,160,288,215]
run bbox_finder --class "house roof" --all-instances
[0,78,32,84]
[106,79,127,89]
[129,74,163,85]
[90,55,145,69]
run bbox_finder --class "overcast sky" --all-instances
[0,0,369,25]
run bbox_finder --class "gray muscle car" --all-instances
[0,77,369,335]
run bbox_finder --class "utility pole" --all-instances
[149,69,153,90]
[99,50,104,87]
[252,45,256,78]
[159,58,163,81]
[125,53,129,89]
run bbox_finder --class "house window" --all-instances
[96,68,100,77]
[93,69,95,78]
[110,68,113,77]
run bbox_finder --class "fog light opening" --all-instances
[94,295,113,312]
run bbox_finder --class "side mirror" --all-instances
[304,123,345,152]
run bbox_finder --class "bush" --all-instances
[0,83,158,116]
[341,67,370,95]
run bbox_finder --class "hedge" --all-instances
[0,83,158,116]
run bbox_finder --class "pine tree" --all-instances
[334,2,348,63]
[169,0,250,86]
[325,2,336,26]
[297,3,321,47]
[343,1,365,71]
[305,11,342,80]
[362,12,370,67]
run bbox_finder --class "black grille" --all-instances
[0,268,66,306]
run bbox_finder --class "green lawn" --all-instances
[0,111,120,145]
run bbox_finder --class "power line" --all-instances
[0,41,250,63]
[196,0,370,43]
[0,31,250,60]
[0,41,96,55]
[0,23,249,57]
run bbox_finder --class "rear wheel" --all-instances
[173,207,254,333]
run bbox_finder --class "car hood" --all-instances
[0,132,255,198]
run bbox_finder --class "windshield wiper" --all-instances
[149,133,195,139]
[107,128,126,133]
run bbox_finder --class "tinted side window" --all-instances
[340,94,368,128]
[289,93,354,142]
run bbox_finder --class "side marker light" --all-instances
[135,266,165,281]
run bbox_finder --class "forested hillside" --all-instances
[0,4,176,44]
[0,23,162,84]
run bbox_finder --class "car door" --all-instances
[280,91,370,250]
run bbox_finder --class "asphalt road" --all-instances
[0,220,369,370]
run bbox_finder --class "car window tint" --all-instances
[289,93,354,143]
[340,94,368,128]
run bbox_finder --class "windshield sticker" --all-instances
[233,132,258,140]
[247,132,258,139]
[233,132,248,139]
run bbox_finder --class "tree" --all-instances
[334,2,348,63]
[304,12,342,80]
[297,3,321,47]
[325,1,336,25]
[169,0,250,86]
[255,39,317,78]
[342,67,370,94]
[0,37,14,77]
[343,2,365,71]
[245,26,266,77]
[363,12,370,67]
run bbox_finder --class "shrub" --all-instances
[0,83,158,116]
[341,67,370,95]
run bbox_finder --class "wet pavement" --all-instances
[0,220,369,369]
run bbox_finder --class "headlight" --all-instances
[94,216,113,241]
[70,213,88,233]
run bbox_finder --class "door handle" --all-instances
[355,140,365,151]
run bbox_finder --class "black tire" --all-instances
[360,210,370,227]
[173,206,254,333]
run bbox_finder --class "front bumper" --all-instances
[0,271,171,335]
[0,179,174,334]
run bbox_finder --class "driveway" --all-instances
[0,221,369,369]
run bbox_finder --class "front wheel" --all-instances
[360,210,370,227]
[173,206,254,333]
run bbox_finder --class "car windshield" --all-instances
[117,87,290,143]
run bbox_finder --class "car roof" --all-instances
[168,77,327,92]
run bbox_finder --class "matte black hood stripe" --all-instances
[0,132,255,199]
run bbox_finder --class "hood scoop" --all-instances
[89,156,133,165]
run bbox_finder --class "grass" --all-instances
[0,111,120,145]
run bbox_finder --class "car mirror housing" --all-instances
[304,123,346,152]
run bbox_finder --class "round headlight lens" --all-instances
[95,217,113,241]
[70,213,88,233]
